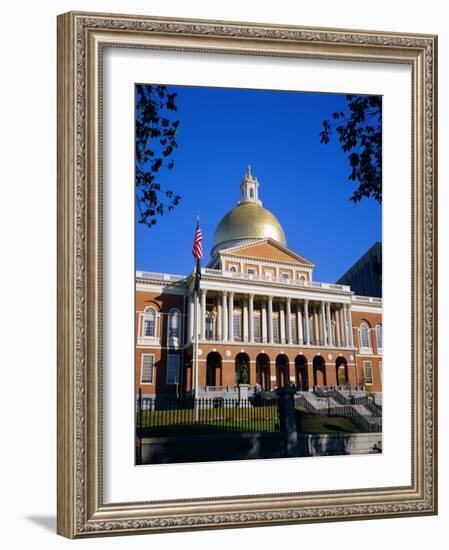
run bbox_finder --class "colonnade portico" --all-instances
[188,289,354,348]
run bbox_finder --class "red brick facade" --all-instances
[135,287,382,397]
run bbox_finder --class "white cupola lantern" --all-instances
[238,165,262,205]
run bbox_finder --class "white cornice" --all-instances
[196,278,352,303]
[136,279,187,295]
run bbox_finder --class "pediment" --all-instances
[222,239,314,266]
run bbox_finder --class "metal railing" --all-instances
[294,392,382,433]
[136,271,185,282]
[353,295,383,304]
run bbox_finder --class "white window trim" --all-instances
[140,353,155,385]
[376,324,383,353]
[167,308,182,349]
[272,314,280,341]
[363,360,374,385]
[290,316,297,341]
[138,307,160,346]
[233,311,242,338]
[359,323,373,354]
[281,271,291,281]
[205,313,215,341]
[253,313,261,341]
[166,354,180,385]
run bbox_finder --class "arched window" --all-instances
[249,188,254,198]
[376,324,383,351]
[359,322,371,350]
[299,275,306,284]
[167,308,181,346]
[143,306,156,338]
[229,265,237,273]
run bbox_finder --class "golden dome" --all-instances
[212,201,287,253]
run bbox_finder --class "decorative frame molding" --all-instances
[57,11,437,538]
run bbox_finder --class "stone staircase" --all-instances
[295,388,382,433]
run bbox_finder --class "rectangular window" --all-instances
[166,354,180,384]
[281,272,290,281]
[264,269,274,281]
[253,315,261,341]
[363,361,373,385]
[144,317,155,337]
[290,317,297,342]
[168,314,180,340]
[272,315,279,341]
[233,312,241,338]
[360,329,370,348]
[376,326,383,351]
[205,317,214,340]
[247,268,256,275]
[141,354,155,384]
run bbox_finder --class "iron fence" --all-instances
[137,392,280,437]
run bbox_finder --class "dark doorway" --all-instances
[313,355,327,387]
[256,353,271,390]
[336,356,349,386]
[295,355,308,391]
[235,353,250,384]
[276,354,290,387]
[206,352,222,387]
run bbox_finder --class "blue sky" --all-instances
[135,85,381,283]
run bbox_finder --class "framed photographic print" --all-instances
[57,11,437,538]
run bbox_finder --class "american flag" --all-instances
[192,220,203,261]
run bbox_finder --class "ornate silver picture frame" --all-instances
[57,11,437,538]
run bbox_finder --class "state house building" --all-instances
[136,168,383,399]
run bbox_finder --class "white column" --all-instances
[326,302,333,347]
[228,292,234,342]
[243,298,249,343]
[335,308,341,347]
[188,294,194,343]
[320,301,326,346]
[217,298,222,342]
[222,292,228,342]
[248,294,254,343]
[347,305,354,346]
[200,289,207,341]
[297,302,303,344]
[267,296,273,344]
[304,300,310,345]
[313,307,319,346]
[261,301,267,343]
[340,306,346,347]
[342,305,348,347]
[286,297,292,344]
[280,301,286,344]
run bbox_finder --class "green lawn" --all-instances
[137,406,279,436]
[295,412,362,434]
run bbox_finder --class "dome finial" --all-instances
[247,164,252,178]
